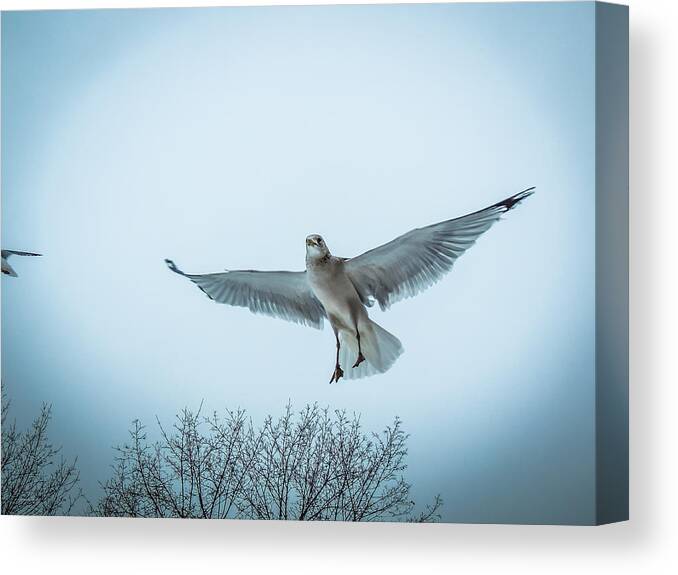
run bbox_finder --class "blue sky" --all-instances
[2,2,596,523]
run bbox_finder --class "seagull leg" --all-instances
[329,331,344,384]
[352,329,366,369]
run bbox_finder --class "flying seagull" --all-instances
[1,250,42,277]
[166,187,534,383]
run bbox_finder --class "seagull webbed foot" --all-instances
[352,352,366,369]
[329,365,344,384]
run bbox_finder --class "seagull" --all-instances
[1,250,42,277]
[166,187,534,383]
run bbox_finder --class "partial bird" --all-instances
[1,250,42,277]
[166,187,534,383]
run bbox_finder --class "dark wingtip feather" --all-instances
[165,258,185,276]
[165,258,216,301]
[495,187,536,212]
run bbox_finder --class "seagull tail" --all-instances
[340,319,403,380]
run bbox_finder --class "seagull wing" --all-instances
[1,250,42,258]
[1,259,18,277]
[345,188,534,311]
[165,259,325,329]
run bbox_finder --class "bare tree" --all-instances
[96,404,441,522]
[96,406,250,518]
[1,396,81,515]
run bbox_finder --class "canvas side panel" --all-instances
[595,1,629,525]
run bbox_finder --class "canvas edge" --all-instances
[594,0,629,526]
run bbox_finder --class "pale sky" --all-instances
[2,2,596,523]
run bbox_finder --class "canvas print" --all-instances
[1,2,628,524]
